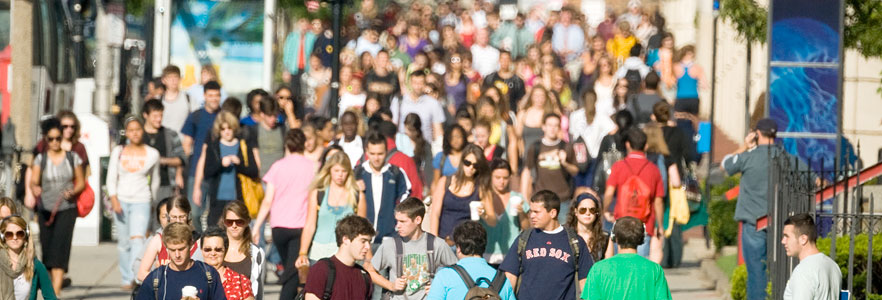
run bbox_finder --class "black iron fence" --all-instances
[767,149,881,299]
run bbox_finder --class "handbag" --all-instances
[681,158,701,213]
[76,182,95,217]
[237,140,264,218]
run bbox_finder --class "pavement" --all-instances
[60,236,724,299]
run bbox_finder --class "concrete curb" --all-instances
[700,258,733,300]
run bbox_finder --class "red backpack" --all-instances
[615,161,653,223]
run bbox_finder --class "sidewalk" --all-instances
[61,243,282,299]
[665,235,725,299]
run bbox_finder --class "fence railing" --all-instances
[767,149,880,299]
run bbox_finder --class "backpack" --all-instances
[382,233,437,299]
[295,258,372,300]
[449,265,507,300]
[615,161,653,223]
[515,228,581,297]
[624,68,642,94]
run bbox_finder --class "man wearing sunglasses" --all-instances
[136,222,225,300]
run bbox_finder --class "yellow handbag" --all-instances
[237,140,264,218]
[666,183,691,237]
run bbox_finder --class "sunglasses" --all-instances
[3,231,25,240]
[462,159,477,167]
[278,95,292,100]
[577,207,599,215]
[224,219,247,227]
[46,136,62,142]
[450,57,462,63]
[203,247,225,253]
[62,125,76,130]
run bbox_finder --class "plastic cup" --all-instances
[182,286,198,298]
[508,196,523,216]
[469,201,484,221]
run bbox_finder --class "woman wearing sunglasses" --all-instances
[28,118,84,297]
[295,152,366,268]
[219,201,265,299]
[430,144,496,242]
[565,193,610,262]
[26,111,91,209]
[1,215,57,300]
[201,227,254,300]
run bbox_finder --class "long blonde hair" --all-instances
[1,216,35,281]
[308,152,359,210]
[643,122,670,155]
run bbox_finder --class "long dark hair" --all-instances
[442,124,467,155]
[566,193,606,261]
[450,144,490,199]
[404,113,427,167]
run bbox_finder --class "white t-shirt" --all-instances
[470,44,500,77]
[568,109,617,158]
[338,93,367,118]
[783,253,842,300]
[161,92,191,134]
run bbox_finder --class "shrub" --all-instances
[708,175,740,251]
[730,264,747,300]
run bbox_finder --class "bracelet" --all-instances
[299,252,307,256]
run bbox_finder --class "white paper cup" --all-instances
[469,201,483,221]
[182,286,198,298]
[508,196,523,216]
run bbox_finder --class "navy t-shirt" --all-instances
[181,109,219,174]
[499,227,594,300]
[136,261,226,300]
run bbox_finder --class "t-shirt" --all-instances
[181,108,219,174]
[304,256,373,300]
[371,233,458,300]
[162,92,191,133]
[525,140,577,201]
[262,154,317,229]
[783,253,842,300]
[606,152,665,234]
[470,45,500,77]
[426,257,516,300]
[338,93,367,118]
[499,227,594,300]
[217,142,239,201]
[364,70,400,107]
[581,253,671,300]
[391,94,446,140]
[34,152,82,211]
[483,72,526,113]
[722,145,803,224]
[568,110,617,158]
[627,93,664,126]
[256,125,285,176]
[336,136,364,169]
[136,261,226,300]
[432,152,458,177]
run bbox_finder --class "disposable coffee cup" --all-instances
[508,196,523,216]
[469,201,484,221]
[182,286,198,298]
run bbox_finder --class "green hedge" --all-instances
[730,233,882,300]
[708,176,740,251]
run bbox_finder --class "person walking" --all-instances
[430,144,497,242]
[296,152,367,266]
[107,117,161,290]
[137,196,201,282]
[252,129,317,299]
[219,201,265,299]
[426,221,516,300]
[566,193,611,262]
[781,214,841,300]
[201,227,254,300]
[135,223,225,300]
[483,159,528,265]
[28,118,85,296]
[193,111,260,227]
[353,132,411,243]
[302,215,376,300]
[499,190,594,300]
[581,216,671,300]
[141,100,187,215]
[0,215,57,300]
[181,80,223,232]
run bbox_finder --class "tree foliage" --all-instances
[719,0,882,58]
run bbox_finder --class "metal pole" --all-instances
[94,2,113,124]
[744,45,751,133]
[262,0,276,91]
[328,0,343,120]
[705,0,719,206]
[868,193,874,296]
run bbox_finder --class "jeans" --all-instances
[186,176,208,232]
[114,201,151,284]
[742,222,768,300]
[272,227,303,300]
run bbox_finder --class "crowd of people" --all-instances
[1,0,843,299]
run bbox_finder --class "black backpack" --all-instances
[624,68,643,94]
[295,258,372,300]
[449,265,507,300]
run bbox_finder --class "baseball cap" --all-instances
[755,118,778,135]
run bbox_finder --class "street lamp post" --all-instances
[328,0,344,120]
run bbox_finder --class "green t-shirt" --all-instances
[581,253,671,300]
